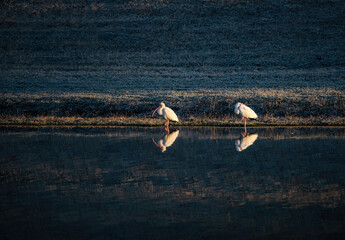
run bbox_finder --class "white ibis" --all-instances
[152,102,179,133]
[234,102,258,136]
[235,133,258,152]
[152,130,180,152]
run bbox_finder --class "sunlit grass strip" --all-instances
[1,116,344,127]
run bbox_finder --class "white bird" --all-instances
[152,130,180,152]
[152,102,179,133]
[234,102,258,136]
[235,133,258,152]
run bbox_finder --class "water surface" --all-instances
[1,127,345,239]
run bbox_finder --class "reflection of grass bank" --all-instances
[1,115,344,126]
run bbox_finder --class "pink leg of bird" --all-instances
[242,117,247,137]
[164,121,170,133]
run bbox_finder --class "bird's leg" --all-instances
[242,118,247,137]
[164,121,170,133]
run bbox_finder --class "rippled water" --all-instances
[1,127,345,239]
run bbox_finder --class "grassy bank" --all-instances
[1,88,344,126]
[1,115,344,127]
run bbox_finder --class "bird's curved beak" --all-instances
[152,106,162,117]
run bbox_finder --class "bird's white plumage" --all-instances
[152,102,179,133]
[162,107,179,122]
[234,102,258,119]
[235,133,258,152]
[153,102,179,122]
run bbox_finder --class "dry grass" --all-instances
[1,88,344,126]
[1,115,344,127]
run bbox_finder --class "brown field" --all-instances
[1,0,344,126]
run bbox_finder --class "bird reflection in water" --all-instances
[235,133,258,152]
[152,129,180,152]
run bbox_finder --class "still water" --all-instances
[0,127,345,239]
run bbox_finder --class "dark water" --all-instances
[0,127,345,240]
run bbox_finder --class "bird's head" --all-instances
[152,102,165,117]
[235,102,242,108]
[234,102,241,115]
